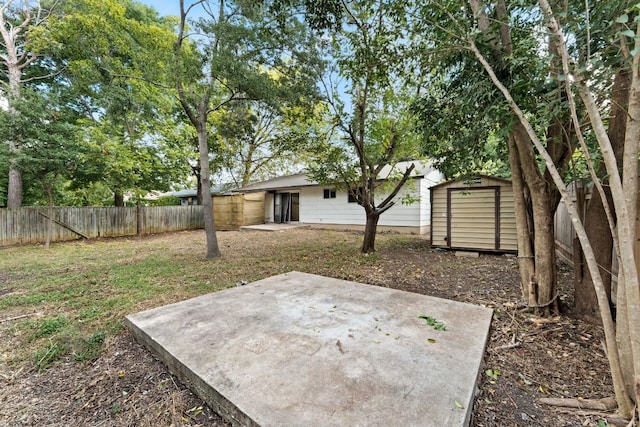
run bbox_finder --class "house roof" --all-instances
[240,161,438,192]
[173,183,234,198]
[240,173,316,191]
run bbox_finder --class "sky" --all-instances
[137,0,183,17]
[137,0,178,17]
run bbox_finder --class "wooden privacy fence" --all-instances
[554,182,590,266]
[213,192,266,231]
[0,206,204,247]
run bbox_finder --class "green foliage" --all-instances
[418,314,446,331]
[150,195,181,206]
[38,0,188,203]
[212,99,325,185]
[0,88,81,206]
[34,340,70,372]
[30,315,69,339]
[308,0,424,213]
[74,330,106,362]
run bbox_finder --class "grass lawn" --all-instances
[0,228,400,371]
[1,228,616,426]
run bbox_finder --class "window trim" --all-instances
[323,188,336,199]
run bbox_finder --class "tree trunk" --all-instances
[507,135,536,304]
[114,191,124,207]
[576,187,613,321]
[470,0,560,314]
[6,166,23,208]
[197,107,221,259]
[361,210,380,254]
[5,71,23,208]
[513,123,558,315]
[191,164,202,205]
[45,184,53,250]
[575,68,629,321]
[530,186,558,315]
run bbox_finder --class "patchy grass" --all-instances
[1,228,617,426]
[0,229,398,369]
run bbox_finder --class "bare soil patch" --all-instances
[0,229,618,426]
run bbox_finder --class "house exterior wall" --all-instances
[264,192,274,222]
[431,177,517,252]
[296,178,431,234]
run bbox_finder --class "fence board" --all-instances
[0,206,204,247]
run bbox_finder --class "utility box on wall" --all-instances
[430,176,517,253]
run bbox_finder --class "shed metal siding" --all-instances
[448,187,498,250]
[430,176,517,252]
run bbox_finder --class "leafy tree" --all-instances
[44,0,188,206]
[212,100,323,186]
[411,0,583,316]
[173,0,323,258]
[412,0,639,418]
[308,0,423,253]
[413,78,510,179]
[0,87,79,246]
[1,0,60,208]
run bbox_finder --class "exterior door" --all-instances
[290,193,299,221]
[273,192,299,223]
[447,187,499,250]
[280,193,291,222]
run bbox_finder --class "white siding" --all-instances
[264,192,274,222]
[299,179,427,228]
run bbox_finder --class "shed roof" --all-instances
[429,175,512,191]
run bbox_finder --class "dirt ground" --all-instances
[0,230,625,426]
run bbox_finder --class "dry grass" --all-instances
[0,229,390,369]
[0,229,618,426]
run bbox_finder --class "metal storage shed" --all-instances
[430,176,517,253]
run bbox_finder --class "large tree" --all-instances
[45,0,187,206]
[412,0,639,418]
[1,0,59,208]
[0,87,79,246]
[211,100,323,187]
[413,0,581,315]
[173,0,323,258]
[309,0,423,254]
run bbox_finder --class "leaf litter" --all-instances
[0,229,617,426]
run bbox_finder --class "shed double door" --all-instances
[447,187,499,251]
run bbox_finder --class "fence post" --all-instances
[137,201,142,235]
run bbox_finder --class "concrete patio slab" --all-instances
[125,272,493,427]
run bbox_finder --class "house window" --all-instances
[348,187,362,203]
[323,189,336,199]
